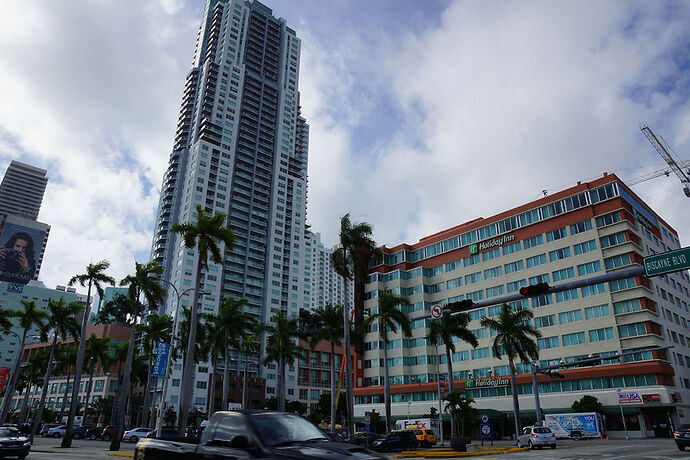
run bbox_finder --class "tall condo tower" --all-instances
[0,161,48,221]
[150,0,308,411]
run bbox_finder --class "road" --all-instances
[27,435,136,459]
[20,436,689,459]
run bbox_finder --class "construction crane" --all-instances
[627,159,690,186]
[640,123,690,197]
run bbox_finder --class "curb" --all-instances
[393,447,528,458]
[108,453,134,457]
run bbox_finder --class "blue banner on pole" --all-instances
[152,342,170,378]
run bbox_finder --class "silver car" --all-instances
[516,426,556,449]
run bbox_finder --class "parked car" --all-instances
[351,432,381,447]
[370,430,419,452]
[0,426,31,459]
[123,427,154,443]
[673,424,690,451]
[72,426,88,439]
[405,427,437,447]
[516,426,557,449]
[101,425,116,441]
[86,426,106,440]
[47,425,67,438]
[135,410,385,459]
[39,423,60,437]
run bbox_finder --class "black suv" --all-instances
[370,430,419,452]
[674,424,690,451]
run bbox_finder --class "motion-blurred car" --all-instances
[0,426,31,459]
[146,427,179,441]
[370,430,419,452]
[351,432,381,447]
[39,423,60,437]
[405,427,437,447]
[86,426,106,440]
[46,425,67,438]
[673,424,690,451]
[101,425,117,441]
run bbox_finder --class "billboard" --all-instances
[0,221,46,284]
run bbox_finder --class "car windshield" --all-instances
[534,428,552,434]
[250,414,329,447]
[0,427,21,437]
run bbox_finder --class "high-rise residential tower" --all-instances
[306,231,353,311]
[0,161,48,221]
[150,0,308,412]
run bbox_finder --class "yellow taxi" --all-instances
[404,426,437,447]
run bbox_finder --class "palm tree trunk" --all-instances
[63,279,93,448]
[0,329,27,424]
[446,347,456,438]
[142,356,153,427]
[342,275,353,439]
[111,366,122,424]
[278,354,285,412]
[83,364,95,422]
[382,338,392,434]
[110,303,139,451]
[330,342,336,435]
[30,333,58,441]
[222,342,230,410]
[242,354,249,409]
[19,385,32,423]
[509,359,521,437]
[59,368,71,418]
[178,261,203,436]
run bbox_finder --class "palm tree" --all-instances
[240,333,259,410]
[331,213,378,438]
[362,291,412,433]
[89,396,113,425]
[0,300,49,424]
[83,334,112,421]
[110,261,165,451]
[443,390,476,438]
[30,297,82,441]
[171,203,235,436]
[307,304,344,435]
[0,307,12,333]
[110,341,130,424]
[428,312,479,438]
[62,260,115,448]
[54,345,78,418]
[19,352,45,424]
[263,311,302,412]
[137,314,172,426]
[480,303,541,436]
[213,297,256,411]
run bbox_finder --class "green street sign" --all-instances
[644,247,690,277]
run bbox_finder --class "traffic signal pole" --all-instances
[411,265,646,321]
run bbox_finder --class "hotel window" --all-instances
[573,240,597,255]
[609,277,637,292]
[532,294,553,308]
[482,248,501,262]
[595,212,620,228]
[529,274,550,285]
[617,322,647,338]
[538,336,559,349]
[505,260,524,274]
[570,220,593,235]
[562,332,586,346]
[604,254,632,270]
[526,254,547,268]
[523,235,544,249]
[549,247,571,262]
[503,241,521,256]
[507,279,526,293]
[585,304,610,319]
[559,309,582,324]
[555,289,579,303]
[486,285,504,298]
[600,232,626,248]
[577,261,601,276]
[581,283,607,297]
[471,348,490,360]
[484,266,502,280]
[589,327,615,342]
[535,314,556,328]
[552,267,575,282]
[465,271,482,285]
[546,227,568,242]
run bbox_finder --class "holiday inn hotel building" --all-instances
[354,173,690,437]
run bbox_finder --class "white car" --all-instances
[516,426,557,449]
[47,425,67,438]
[123,427,154,443]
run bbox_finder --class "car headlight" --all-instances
[24,442,31,446]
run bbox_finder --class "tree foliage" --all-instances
[571,395,603,413]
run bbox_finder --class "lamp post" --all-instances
[617,389,629,440]
[424,335,444,446]
[150,276,201,438]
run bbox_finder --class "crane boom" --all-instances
[640,123,690,197]
[627,159,690,185]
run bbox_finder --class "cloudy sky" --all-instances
[0,0,689,292]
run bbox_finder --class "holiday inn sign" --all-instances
[465,377,510,388]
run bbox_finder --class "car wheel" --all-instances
[130,436,138,443]
[53,432,61,438]
[74,432,82,439]
[571,432,581,441]
[90,434,97,440]
[103,434,111,441]
[529,440,534,450]
[516,439,522,448]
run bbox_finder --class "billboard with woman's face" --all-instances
[0,222,45,284]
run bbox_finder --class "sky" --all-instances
[0,0,689,292]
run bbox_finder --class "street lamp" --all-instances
[150,276,207,437]
[423,335,444,446]
[616,389,629,440]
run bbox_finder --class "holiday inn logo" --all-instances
[469,243,478,255]
[465,377,510,388]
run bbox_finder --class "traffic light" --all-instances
[519,282,550,297]
[447,299,474,312]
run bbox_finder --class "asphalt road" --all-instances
[26,435,136,459]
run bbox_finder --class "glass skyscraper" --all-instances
[150,0,308,411]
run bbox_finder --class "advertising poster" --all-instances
[0,222,45,284]
[0,367,8,392]
[152,342,170,378]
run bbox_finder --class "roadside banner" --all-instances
[152,342,170,378]
[0,367,8,392]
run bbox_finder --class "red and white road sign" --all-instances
[431,304,443,319]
